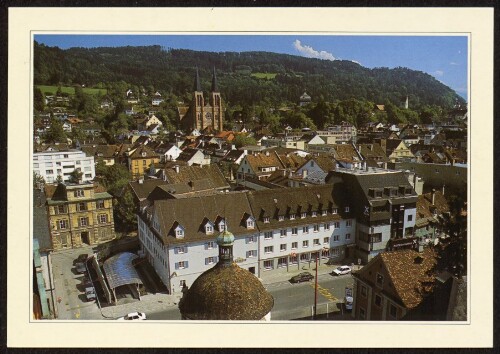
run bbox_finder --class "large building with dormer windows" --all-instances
[44,182,115,250]
[137,183,357,293]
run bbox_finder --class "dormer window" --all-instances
[332,208,338,214]
[174,224,185,239]
[263,216,270,223]
[278,215,284,222]
[321,210,327,216]
[205,224,214,235]
[218,220,226,231]
[301,212,307,219]
[289,213,296,220]
[245,216,255,229]
[345,206,350,213]
[312,211,317,217]
[141,152,147,157]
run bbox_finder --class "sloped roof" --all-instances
[152,191,254,245]
[129,145,159,159]
[129,179,168,201]
[245,152,284,172]
[358,143,390,162]
[163,164,229,189]
[416,191,449,220]
[103,252,143,290]
[356,248,437,309]
[246,184,342,231]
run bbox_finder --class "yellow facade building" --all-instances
[45,182,115,250]
[127,145,161,180]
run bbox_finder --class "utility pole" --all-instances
[313,251,319,320]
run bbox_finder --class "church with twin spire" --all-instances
[178,67,224,133]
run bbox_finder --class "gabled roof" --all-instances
[358,143,390,162]
[163,164,229,190]
[128,145,159,159]
[245,152,284,172]
[128,179,168,201]
[152,191,254,245]
[416,190,449,220]
[246,184,342,231]
[356,248,437,309]
[176,148,203,162]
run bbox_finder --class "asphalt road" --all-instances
[144,272,354,321]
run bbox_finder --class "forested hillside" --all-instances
[34,42,463,112]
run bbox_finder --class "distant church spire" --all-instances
[211,67,219,92]
[194,67,202,92]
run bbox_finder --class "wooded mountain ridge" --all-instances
[34,41,464,110]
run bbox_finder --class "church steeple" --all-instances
[211,67,219,92]
[194,67,202,92]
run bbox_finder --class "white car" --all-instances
[117,312,147,321]
[332,265,352,276]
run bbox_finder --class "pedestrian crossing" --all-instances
[309,283,338,302]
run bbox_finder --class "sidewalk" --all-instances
[100,293,182,319]
[260,259,362,285]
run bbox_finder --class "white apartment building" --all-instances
[33,150,95,184]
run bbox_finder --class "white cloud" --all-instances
[434,70,444,77]
[450,62,459,66]
[293,40,336,61]
[351,59,361,65]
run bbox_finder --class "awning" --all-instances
[103,252,143,290]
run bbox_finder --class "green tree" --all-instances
[34,87,45,112]
[233,134,257,148]
[68,169,83,184]
[44,118,67,143]
[95,163,131,196]
[33,171,45,190]
[114,189,138,232]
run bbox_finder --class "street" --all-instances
[143,272,354,321]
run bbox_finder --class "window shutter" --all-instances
[185,247,188,254]
[205,258,208,265]
[185,261,189,268]
[175,263,179,270]
[174,247,178,254]
[204,243,208,250]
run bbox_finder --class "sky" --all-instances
[35,34,468,100]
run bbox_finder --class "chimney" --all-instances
[442,184,445,196]
[174,165,180,174]
[138,178,144,184]
[265,151,270,156]
[188,180,194,190]
[431,188,436,205]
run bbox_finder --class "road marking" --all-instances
[310,283,338,302]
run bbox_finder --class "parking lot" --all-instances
[50,246,179,320]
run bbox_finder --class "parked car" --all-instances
[75,262,87,274]
[117,312,147,321]
[85,287,96,302]
[74,253,89,265]
[344,287,353,311]
[290,272,314,283]
[332,265,352,276]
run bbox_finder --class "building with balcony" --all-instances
[33,150,95,184]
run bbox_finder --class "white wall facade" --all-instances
[33,150,95,184]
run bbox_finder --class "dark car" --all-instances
[75,262,87,274]
[290,272,314,283]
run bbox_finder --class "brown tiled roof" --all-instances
[331,144,360,161]
[245,152,284,172]
[163,164,229,189]
[129,145,160,159]
[358,144,390,162]
[356,248,437,309]
[416,191,449,220]
[152,191,254,245]
[246,184,342,231]
[277,153,307,169]
[129,179,168,201]
[179,262,273,320]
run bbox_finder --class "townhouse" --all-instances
[327,167,418,263]
[45,182,115,250]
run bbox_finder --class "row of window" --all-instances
[263,207,349,223]
[263,235,350,253]
[264,222,351,239]
[56,214,108,229]
[359,284,397,319]
[263,250,332,270]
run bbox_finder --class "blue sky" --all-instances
[35,34,468,100]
